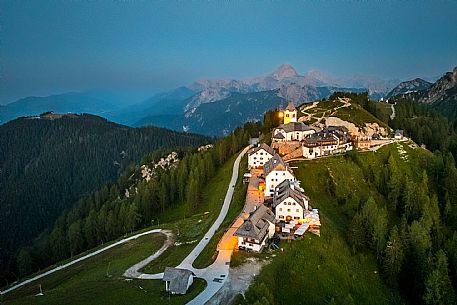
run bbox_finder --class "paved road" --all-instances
[2,146,251,303]
[121,145,251,304]
[0,229,167,295]
[390,102,396,120]
[123,230,174,279]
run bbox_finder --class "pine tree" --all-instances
[16,249,32,277]
[383,226,404,287]
[423,250,456,305]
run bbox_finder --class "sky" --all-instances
[1,0,457,104]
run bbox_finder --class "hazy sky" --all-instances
[1,0,457,104]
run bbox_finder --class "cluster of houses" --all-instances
[235,143,321,253]
[272,102,354,159]
[271,101,405,160]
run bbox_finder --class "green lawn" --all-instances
[2,149,246,305]
[139,152,243,274]
[192,156,248,269]
[1,233,205,305]
[301,99,390,130]
[236,144,417,305]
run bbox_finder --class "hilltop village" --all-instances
[234,101,406,253]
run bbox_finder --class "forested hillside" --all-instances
[237,93,457,305]
[241,142,457,305]
[0,118,259,290]
[0,114,209,283]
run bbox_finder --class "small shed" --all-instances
[162,267,195,295]
[394,130,404,140]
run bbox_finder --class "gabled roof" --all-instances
[273,181,310,209]
[286,101,296,111]
[234,205,275,240]
[273,132,285,139]
[162,267,195,294]
[276,122,315,133]
[248,143,275,156]
[263,154,292,177]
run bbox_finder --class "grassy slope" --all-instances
[139,152,241,273]
[192,156,248,268]
[240,143,430,305]
[2,234,205,305]
[3,150,245,305]
[302,99,390,129]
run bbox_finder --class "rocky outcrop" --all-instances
[386,78,432,99]
[324,117,389,138]
[418,67,457,104]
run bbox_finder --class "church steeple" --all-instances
[283,101,297,124]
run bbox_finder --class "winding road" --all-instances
[1,145,251,305]
[0,228,169,295]
[124,145,251,304]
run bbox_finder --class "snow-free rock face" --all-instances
[417,67,457,104]
[386,78,432,99]
[124,152,180,197]
[323,117,388,138]
[271,64,299,80]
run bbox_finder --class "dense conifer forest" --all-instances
[0,114,210,284]
[0,115,260,287]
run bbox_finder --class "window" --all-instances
[276,172,278,175]
[293,202,296,205]
[287,209,291,212]
[279,208,282,211]
[283,173,285,176]
[286,114,289,117]
[296,209,299,212]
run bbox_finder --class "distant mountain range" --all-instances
[386,78,433,99]
[0,64,437,135]
[387,66,457,120]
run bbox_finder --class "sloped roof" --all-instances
[263,154,292,177]
[234,205,275,240]
[273,181,310,209]
[249,143,276,156]
[162,267,195,294]
[276,122,314,133]
[273,132,285,139]
[286,101,296,111]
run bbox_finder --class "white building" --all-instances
[273,180,310,223]
[272,122,317,142]
[394,129,404,140]
[283,101,298,124]
[248,143,276,169]
[263,154,296,197]
[234,205,275,252]
[301,126,353,159]
[162,267,195,295]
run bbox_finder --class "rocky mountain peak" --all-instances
[271,64,299,80]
